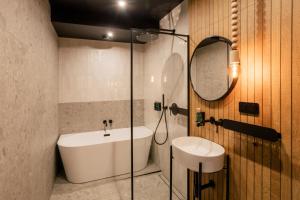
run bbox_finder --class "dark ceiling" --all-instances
[50,0,184,43]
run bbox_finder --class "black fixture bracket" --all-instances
[169,103,189,116]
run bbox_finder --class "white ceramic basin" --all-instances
[172,136,225,173]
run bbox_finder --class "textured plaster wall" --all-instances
[0,0,58,199]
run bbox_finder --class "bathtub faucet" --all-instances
[103,120,108,132]
[108,119,113,129]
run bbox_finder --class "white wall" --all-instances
[58,38,144,103]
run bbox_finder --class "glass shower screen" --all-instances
[130,29,189,200]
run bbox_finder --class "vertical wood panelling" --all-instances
[254,0,263,199]
[247,0,255,199]
[188,0,299,199]
[212,2,219,196]
[240,0,248,199]
[280,0,292,199]
[270,0,281,199]
[292,0,300,200]
[223,1,230,199]
[262,0,272,199]
[233,1,241,199]
[217,1,224,199]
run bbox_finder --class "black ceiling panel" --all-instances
[53,22,146,43]
[50,0,183,42]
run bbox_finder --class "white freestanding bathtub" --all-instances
[57,126,153,183]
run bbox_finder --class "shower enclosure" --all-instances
[56,28,189,200]
[130,29,190,200]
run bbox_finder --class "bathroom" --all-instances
[1,0,300,200]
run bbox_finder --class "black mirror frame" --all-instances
[189,36,238,102]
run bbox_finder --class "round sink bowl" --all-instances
[172,136,225,173]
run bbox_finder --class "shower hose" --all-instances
[153,94,169,145]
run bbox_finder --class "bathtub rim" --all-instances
[57,126,153,148]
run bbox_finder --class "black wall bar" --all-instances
[198,117,281,142]
[220,119,281,142]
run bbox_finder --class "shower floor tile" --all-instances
[50,172,181,200]
[50,160,183,200]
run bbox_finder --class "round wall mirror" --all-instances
[190,36,237,101]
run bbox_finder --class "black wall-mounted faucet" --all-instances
[108,120,113,129]
[103,120,107,126]
[196,115,222,132]
[103,120,108,132]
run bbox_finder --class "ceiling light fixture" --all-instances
[103,31,114,40]
[230,0,240,79]
[117,0,127,8]
[107,32,113,38]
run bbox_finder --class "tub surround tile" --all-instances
[59,100,144,134]
[53,160,160,194]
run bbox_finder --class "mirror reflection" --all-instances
[190,37,235,101]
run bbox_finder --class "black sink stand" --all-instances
[169,146,230,200]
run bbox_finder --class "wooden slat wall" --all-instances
[188,0,300,199]
[292,0,300,199]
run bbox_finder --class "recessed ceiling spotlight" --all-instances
[103,31,114,40]
[107,32,114,38]
[117,0,127,8]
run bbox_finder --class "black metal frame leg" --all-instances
[193,173,198,200]
[170,146,173,200]
[226,155,230,200]
[198,163,202,200]
[192,155,230,200]
[193,162,215,200]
